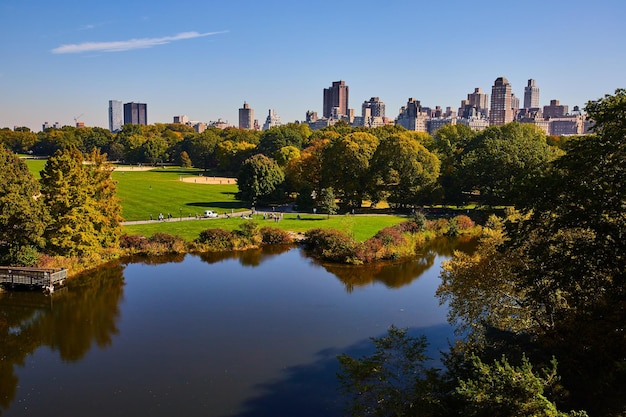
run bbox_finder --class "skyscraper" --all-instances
[524,79,540,109]
[323,80,349,119]
[108,100,123,132]
[459,88,489,119]
[124,102,147,126]
[238,101,254,129]
[489,77,513,126]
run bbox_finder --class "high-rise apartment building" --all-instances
[108,100,123,132]
[395,98,429,132]
[543,99,569,119]
[523,79,540,109]
[262,109,281,130]
[459,87,488,119]
[238,101,255,129]
[323,80,349,119]
[361,97,386,118]
[124,102,147,125]
[489,77,513,126]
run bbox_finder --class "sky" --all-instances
[1,0,625,132]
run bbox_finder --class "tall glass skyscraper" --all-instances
[123,102,147,126]
[108,100,123,132]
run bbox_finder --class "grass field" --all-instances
[112,168,242,221]
[22,160,409,241]
[123,213,408,242]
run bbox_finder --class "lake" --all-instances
[0,238,474,416]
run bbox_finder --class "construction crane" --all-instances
[74,113,84,127]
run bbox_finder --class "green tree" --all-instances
[338,326,441,417]
[236,154,285,205]
[323,132,379,207]
[456,123,557,206]
[369,133,440,208]
[180,150,192,167]
[0,146,47,264]
[456,355,587,417]
[40,148,121,256]
[318,187,338,217]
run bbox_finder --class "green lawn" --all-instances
[22,157,47,177]
[123,213,408,242]
[22,160,409,241]
[113,168,243,221]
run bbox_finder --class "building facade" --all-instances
[262,109,281,130]
[489,77,513,126]
[238,101,255,129]
[323,80,349,119]
[361,97,386,118]
[543,99,569,119]
[108,100,123,132]
[523,79,540,109]
[395,98,429,132]
[124,102,147,126]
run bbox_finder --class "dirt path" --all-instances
[181,176,237,185]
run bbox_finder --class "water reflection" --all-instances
[0,238,474,416]
[0,263,125,413]
[315,236,476,292]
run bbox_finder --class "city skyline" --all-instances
[1,0,625,132]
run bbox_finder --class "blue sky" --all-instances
[1,0,624,132]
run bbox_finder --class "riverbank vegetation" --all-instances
[337,89,626,416]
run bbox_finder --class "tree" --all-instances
[456,355,587,417]
[318,187,338,218]
[236,154,285,205]
[180,150,192,167]
[456,123,557,206]
[40,148,121,256]
[323,132,379,207]
[338,326,441,417]
[0,145,47,264]
[438,90,626,415]
[369,133,440,208]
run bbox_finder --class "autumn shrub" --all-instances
[120,234,150,251]
[148,233,187,253]
[303,228,359,263]
[398,219,424,234]
[374,226,406,247]
[260,227,293,245]
[355,237,384,263]
[426,218,450,234]
[453,215,475,230]
[197,228,234,251]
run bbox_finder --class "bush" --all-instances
[453,215,475,230]
[197,228,234,251]
[303,228,358,263]
[373,226,406,247]
[260,227,293,245]
[120,234,149,251]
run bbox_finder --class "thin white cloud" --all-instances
[51,31,226,54]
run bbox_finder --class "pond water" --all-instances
[0,238,474,416]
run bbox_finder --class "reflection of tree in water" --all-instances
[319,237,477,293]
[0,264,125,413]
[197,244,293,267]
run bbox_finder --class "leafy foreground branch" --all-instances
[338,326,587,417]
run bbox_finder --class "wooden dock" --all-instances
[0,267,67,293]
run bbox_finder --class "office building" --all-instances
[238,101,255,129]
[323,80,349,119]
[173,115,189,124]
[124,102,147,125]
[523,79,540,109]
[489,77,513,126]
[108,100,123,132]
